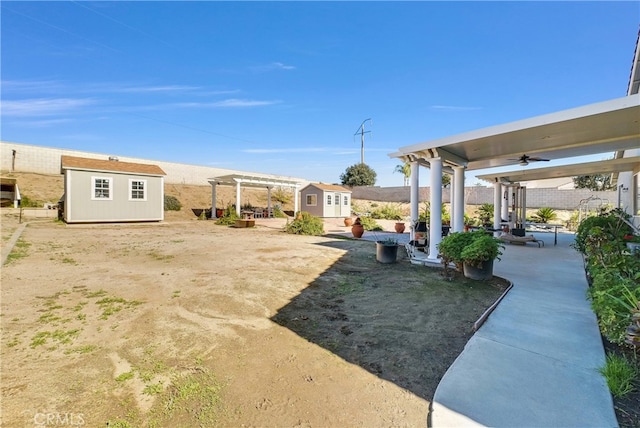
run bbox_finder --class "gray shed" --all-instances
[300,183,351,218]
[60,155,166,223]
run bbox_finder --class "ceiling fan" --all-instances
[509,154,550,166]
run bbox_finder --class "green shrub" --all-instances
[477,203,494,225]
[599,353,638,397]
[215,204,239,225]
[369,203,403,221]
[574,208,632,254]
[437,231,478,271]
[285,212,324,236]
[532,207,557,223]
[460,234,503,268]
[358,216,383,231]
[589,278,640,345]
[20,195,42,208]
[164,195,182,211]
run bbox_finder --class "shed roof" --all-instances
[303,183,352,193]
[61,155,166,176]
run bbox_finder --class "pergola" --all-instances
[389,94,640,262]
[208,174,303,218]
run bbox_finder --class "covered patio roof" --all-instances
[391,94,639,171]
[476,156,640,184]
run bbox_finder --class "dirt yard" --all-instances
[1,210,507,427]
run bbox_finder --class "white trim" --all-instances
[306,193,318,207]
[91,176,113,201]
[128,178,147,201]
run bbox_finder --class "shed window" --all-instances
[130,179,146,201]
[343,195,349,206]
[306,194,317,206]
[92,177,112,200]
[327,195,332,205]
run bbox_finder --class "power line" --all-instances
[353,118,372,164]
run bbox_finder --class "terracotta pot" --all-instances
[344,217,353,227]
[351,224,364,238]
[394,222,405,233]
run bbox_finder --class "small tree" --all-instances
[340,163,376,187]
[573,174,615,191]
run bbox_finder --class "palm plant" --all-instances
[533,207,557,223]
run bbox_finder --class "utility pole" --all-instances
[354,118,372,164]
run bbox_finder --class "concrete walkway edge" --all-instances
[430,232,618,427]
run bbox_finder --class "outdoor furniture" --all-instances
[498,232,544,247]
[253,208,264,218]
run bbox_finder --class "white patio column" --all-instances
[235,181,242,216]
[452,166,465,233]
[501,185,509,224]
[410,161,419,241]
[209,181,218,219]
[294,185,299,214]
[493,181,502,235]
[428,157,443,262]
[267,186,272,216]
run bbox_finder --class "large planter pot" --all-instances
[463,259,494,281]
[351,224,364,238]
[394,222,405,233]
[376,242,399,264]
[344,217,353,227]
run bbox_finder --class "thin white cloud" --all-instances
[174,99,280,108]
[430,105,482,111]
[242,147,327,154]
[1,98,95,116]
[250,62,296,72]
[118,85,201,93]
[6,118,75,128]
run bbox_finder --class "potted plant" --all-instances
[437,230,503,280]
[344,217,354,227]
[437,231,478,272]
[394,222,405,233]
[376,237,399,264]
[460,234,504,280]
[351,217,364,238]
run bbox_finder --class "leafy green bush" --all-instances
[215,204,239,225]
[437,231,478,271]
[460,234,503,268]
[369,203,403,221]
[285,212,324,236]
[588,275,640,344]
[418,202,449,224]
[164,195,182,211]
[358,216,383,231]
[574,208,632,254]
[19,195,42,208]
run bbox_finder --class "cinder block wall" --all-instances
[1,141,309,186]
[350,185,617,210]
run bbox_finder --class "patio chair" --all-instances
[498,232,544,248]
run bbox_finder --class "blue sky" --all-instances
[2,1,638,187]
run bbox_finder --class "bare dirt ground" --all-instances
[1,207,508,427]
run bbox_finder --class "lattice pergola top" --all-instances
[208,173,304,189]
